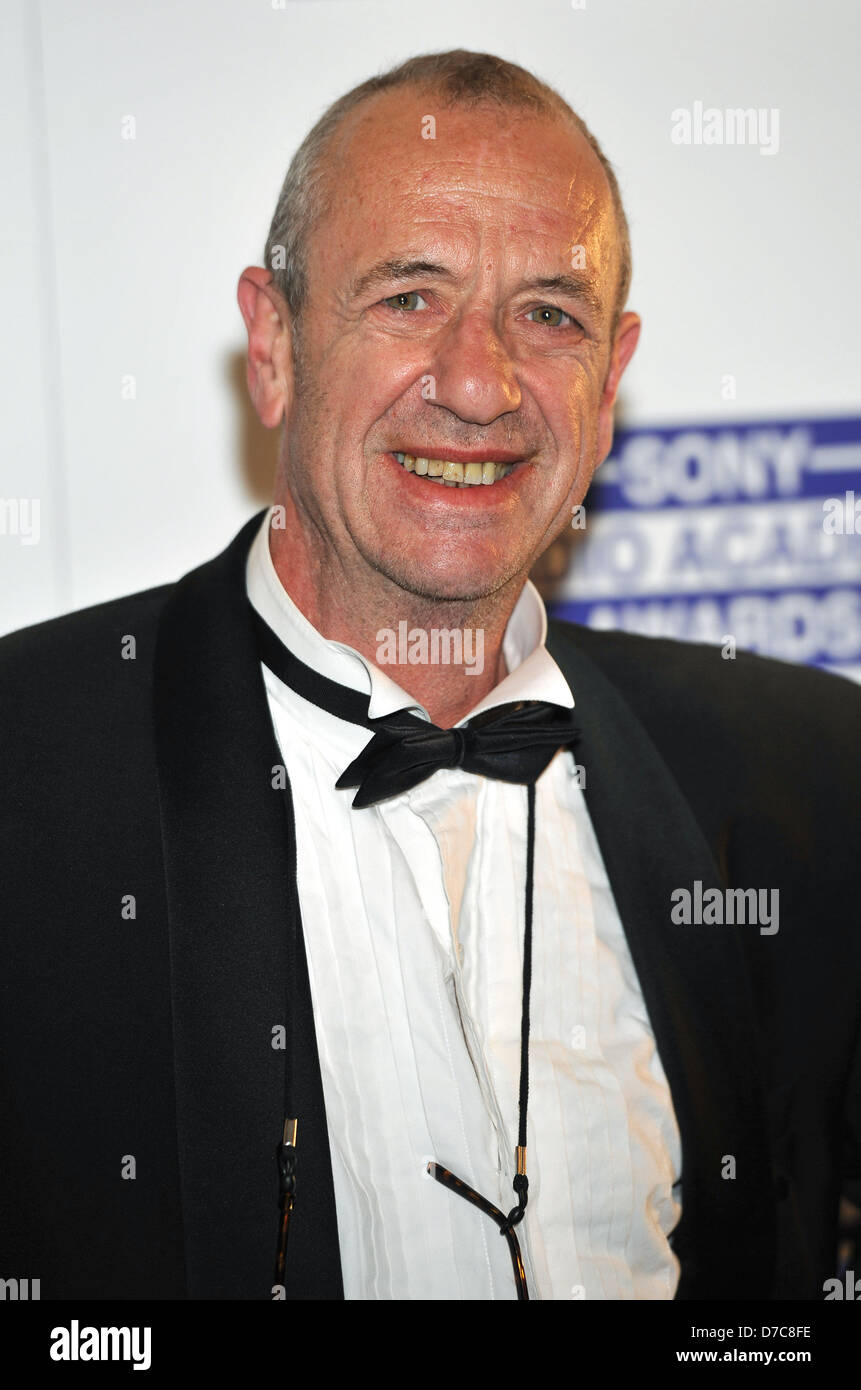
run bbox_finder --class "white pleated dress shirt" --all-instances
[246,508,682,1300]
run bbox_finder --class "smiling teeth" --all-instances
[393,452,514,485]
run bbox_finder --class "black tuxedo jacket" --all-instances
[2,511,860,1301]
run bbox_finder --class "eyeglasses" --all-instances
[427,1150,530,1300]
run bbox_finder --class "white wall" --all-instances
[2,0,860,633]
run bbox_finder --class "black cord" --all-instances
[519,780,536,1150]
[499,780,536,1239]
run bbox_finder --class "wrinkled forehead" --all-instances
[314,88,620,300]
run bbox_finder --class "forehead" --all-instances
[318,89,618,286]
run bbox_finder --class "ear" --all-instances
[595,311,641,464]
[236,266,295,429]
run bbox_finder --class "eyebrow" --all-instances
[518,274,604,320]
[348,259,605,320]
[348,259,453,302]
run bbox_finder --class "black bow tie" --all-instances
[336,702,579,808]
[249,604,580,807]
[250,599,580,1299]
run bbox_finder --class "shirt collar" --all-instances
[245,507,574,724]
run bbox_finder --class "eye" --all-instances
[526,304,576,328]
[383,290,429,311]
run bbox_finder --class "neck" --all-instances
[268,511,524,728]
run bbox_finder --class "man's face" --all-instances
[277,90,638,602]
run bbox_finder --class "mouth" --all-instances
[391,450,520,487]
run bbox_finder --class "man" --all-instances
[1,50,859,1302]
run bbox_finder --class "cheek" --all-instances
[364,336,430,403]
[532,370,589,446]
[550,367,606,447]
[325,337,425,434]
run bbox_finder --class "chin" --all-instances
[381,556,520,605]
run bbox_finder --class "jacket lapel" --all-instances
[547,620,777,1299]
[153,510,343,1299]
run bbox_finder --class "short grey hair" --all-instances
[264,49,632,330]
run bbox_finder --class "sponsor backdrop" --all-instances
[2,0,859,672]
[551,416,861,682]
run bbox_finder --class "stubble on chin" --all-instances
[358,532,529,613]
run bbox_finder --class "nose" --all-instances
[429,312,521,425]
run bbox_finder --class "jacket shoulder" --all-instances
[0,582,174,691]
[546,618,861,816]
[0,582,177,758]
[547,617,861,729]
